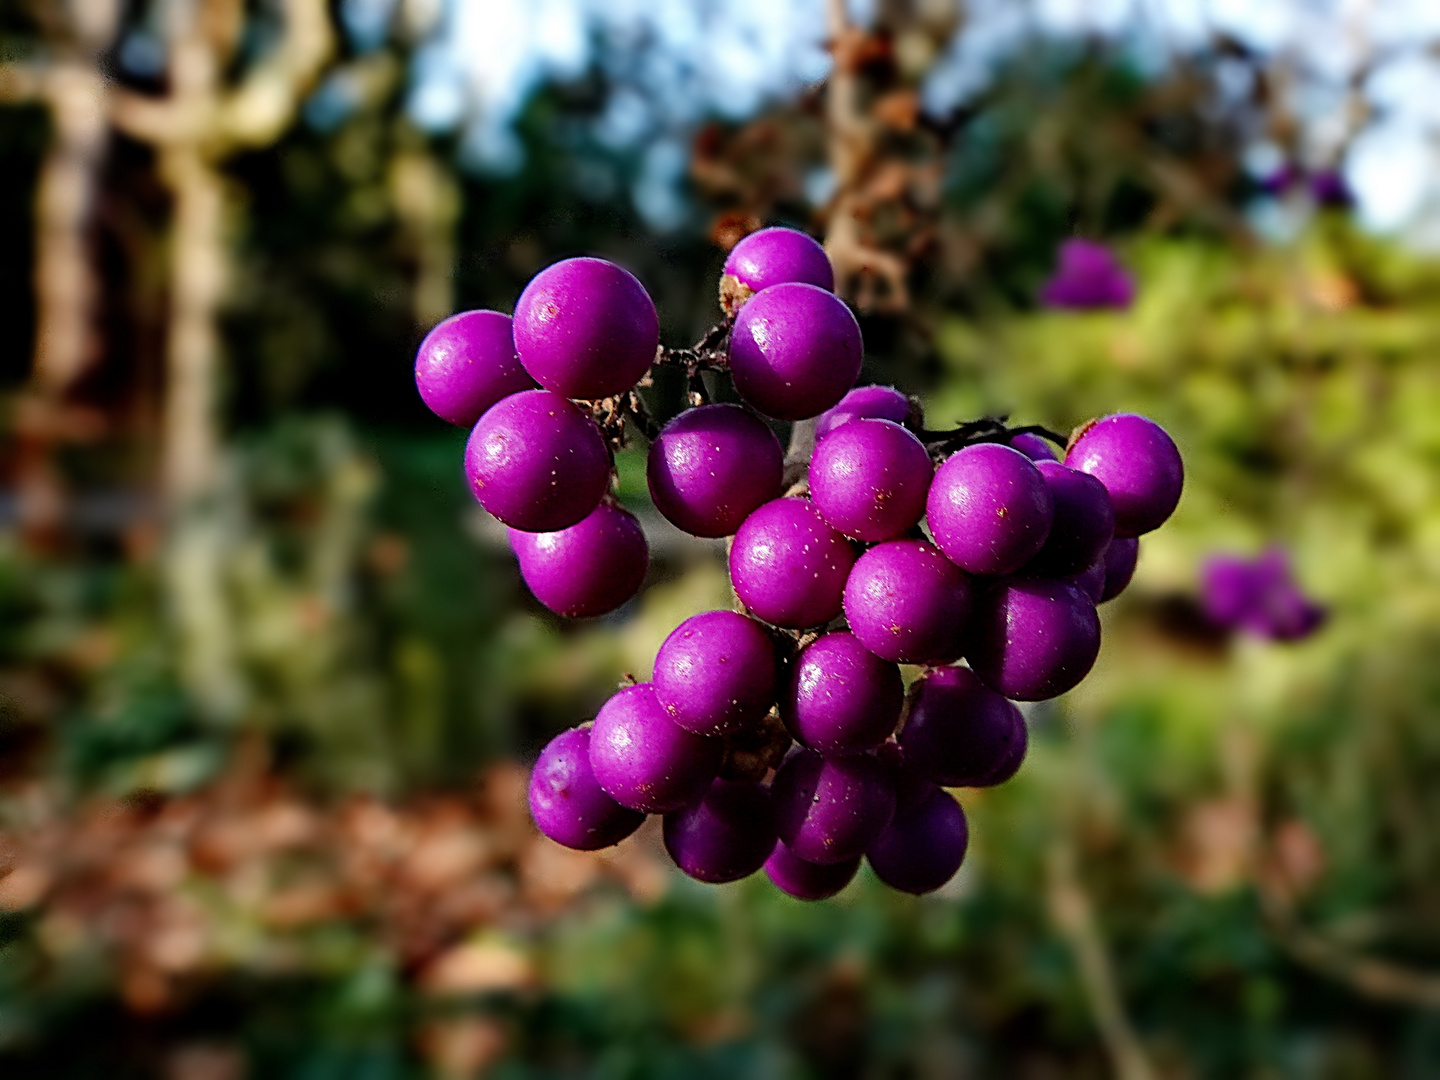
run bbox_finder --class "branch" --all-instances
[0,62,46,104]
[217,0,335,149]
[1048,838,1156,1080]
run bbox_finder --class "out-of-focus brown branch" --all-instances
[1257,842,1440,1012]
[4,2,119,546]
[823,0,910,312]
[1048,837,1157,1080]
[0,62,45,102]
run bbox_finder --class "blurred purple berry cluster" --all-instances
[1201,548,1326,641]
[415,226,1184,898]
[1040,239,1136,311]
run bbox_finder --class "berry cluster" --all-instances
[415,227,1183,899]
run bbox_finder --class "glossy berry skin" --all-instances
[729,283,864,421]
[723,227,834,295]
[589,684,722,813]
[771,749,896,866]
[529,727,644,850]
[509,503,647,618]
[977,717,1028,786]
[1026,461,1116,577]
[764,841,859,901]
[927,443,1054,576]
[663,779,775,884]
[415,309,535,427]
[465,390,610,532]
[1099,538,1139,602]
[1069,558,1108,604]
[867,785,969,895]
[730,498,857,629]
[967,578,1101,701]
[513,257,659,399]
[1009,432,1059,462]
[810,419,932,542]
[647,404,783,537]
[814,385,912,443]
[898,666,1026,786]
[782,632,904,755]
[652,611,777,737]
[1065,414,1183,538]
[844,541,973,664]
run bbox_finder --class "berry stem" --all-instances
[916,416,1068,458]
[656,317,733,371]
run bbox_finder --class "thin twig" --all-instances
[1048,838,1156,1080]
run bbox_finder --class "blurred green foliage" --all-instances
[3,10,1440,1079]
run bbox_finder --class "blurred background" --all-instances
[3,0,1440,1076]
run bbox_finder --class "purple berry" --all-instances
[729,283,863,421]
[977,717,1028,786]
[782,632,903,756]
[415,310,536,428]
[967,578,1101,701]
[512,257,659,399]
[1099,538,1138,602]
[927,443,1053,576]
[898,666,1026,787]
[723,227,834,295]
[1039,239,1135,311]
[465,389,610,532]
[1069,557,1108,604]
[809,419,932,542]
[1009,432,1059,462]
[771,749,896,866]
[814,385,913,443]
[529,727,645,850]
[647,404,783,538]
[729,498,857,629]
[509,502,648,618]
[1025,461,1116,577]
[764,841,859,901]
[663,779,775,884]
[1065,414,1183,538]
[589,684,722,813]
[866,785,969,895]
[652,611,778,737]
[843,540,973,664]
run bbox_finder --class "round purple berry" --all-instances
[663,779,775,884]
[529,727,645,850]
[898,666,1026,787]
[843,540,973,664]
[926,443,1054,576]
[1009,432,1059,462]
[782,632,903,756]
[647,404,783,538]
[729,498,857,629]
[814,385,913,443]
[966,578,1101,701]
[764,841,859,901]
[1099,538,1139,602]
[723,227,834,295]
[729,283,863,421]
[1025,461,1116,577]
[465,389,610,533]
[509,502,647,618]
[809,419,932,542]
[866,785,969,895]
[1068,557,1108,604]
[512,257,659,399]
[771,749,896,866]
[652,611,778,737]
[415,310,536,428]
[1064,414,1183,538]
[588,684,722,813]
